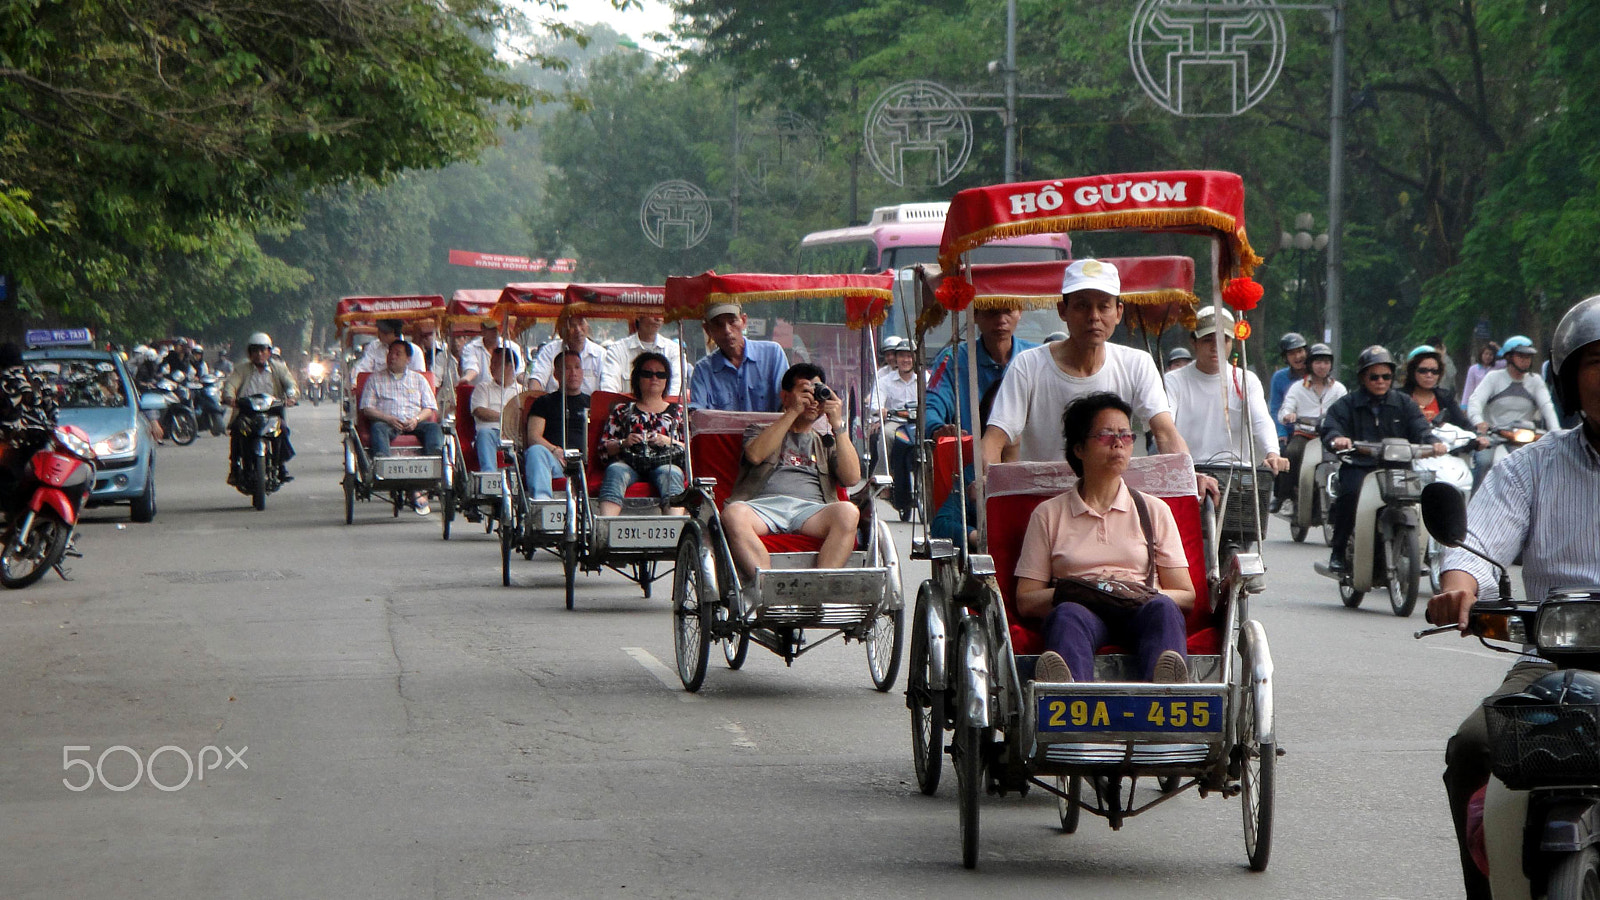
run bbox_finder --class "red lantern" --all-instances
[935,275,976,312]
[1222,277,1263,312]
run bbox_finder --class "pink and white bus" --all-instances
[797,201,1071,275]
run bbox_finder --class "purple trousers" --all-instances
[1043,594,1188,682]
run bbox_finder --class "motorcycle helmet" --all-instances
[879,335,903,354]
[1551,294,1600,412]
[1308,342,1334,360]
[1406,344,1441,363]
[1279,332,1308,356]
[1499,335,1535,358]
[1166,346,1194,365]
[1356,345,1397,376]
[247,332,273,350]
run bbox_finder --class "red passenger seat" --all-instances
[687,409,850,554]
[930,433,974,511]
[353,371,439,451]
[455,382,480,470]
[984,456,1218,656]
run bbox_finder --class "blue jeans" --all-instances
[474,426,501,471]
[1043,594,1187,683]
[370,420,442,456]
[524,445,560,498]
[599,461,685,506]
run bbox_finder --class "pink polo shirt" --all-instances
[1014,481,1188,585]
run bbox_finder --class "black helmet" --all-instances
[1551,294,1600,412]
[1308,342,1334,360]
[1356,345,1396,376]
[1279,332,1308,355]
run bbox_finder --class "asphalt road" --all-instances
[0,401,1509,898]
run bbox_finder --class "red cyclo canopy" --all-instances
[334,295,445,332]
[562,283,666,320]
[665,271,895,329]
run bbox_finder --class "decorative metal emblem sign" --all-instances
[1128,0,1287,117]
[639,179,712,249]
[737,110,823,196]
[864,80,974,187]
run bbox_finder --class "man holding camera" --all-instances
[721,363,862,584]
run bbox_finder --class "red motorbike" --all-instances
[0,424,96,588]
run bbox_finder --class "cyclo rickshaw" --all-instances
[660,271,906,693]
[904,171,1277,870]
[439,289,513,541]
[550,282,690,610]
[490,282,575,588]
[335,294,456,523]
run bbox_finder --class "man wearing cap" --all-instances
[983,259,1185,464]
[458,320,524,387]
[1164,306,1287,473]
[687,302,788,412]
[601,314,682,397]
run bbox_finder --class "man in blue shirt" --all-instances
[688,302,788,412]
[926,305,1036,438]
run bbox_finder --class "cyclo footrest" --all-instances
[751,566,889,626]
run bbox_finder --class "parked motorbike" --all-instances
[1313,438,1437,617]
[1418,423,1477,593]
[0,424,96,588]
[229,394,285,511]
[1417,482,1600,899]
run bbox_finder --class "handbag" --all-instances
[1050,489,1161,617]
[622,439,684,472]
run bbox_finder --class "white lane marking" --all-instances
[720,721,757,750]
[622,647,703,703]
[1423,642,1513,662]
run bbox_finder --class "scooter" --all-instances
[1417,482,1600,899]
[155,376,198,445]
[1486,421,1546,470]
[885,403,919,522]
[229,394,285,511]
[1418,423,1476,593]
[0,424,96,588]
[194,373,227,436]
[305,361,328,406]
[1313,438,1436,617]
[1284,415,1332,544]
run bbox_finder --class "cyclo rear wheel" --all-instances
[865,604,904,692]
[671,530,710,692]
[1239,650,1276,871]
[955,621,987,869]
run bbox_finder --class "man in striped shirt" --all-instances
[1429,296,1600,900]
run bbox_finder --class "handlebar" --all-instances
[1335,440,1438,462]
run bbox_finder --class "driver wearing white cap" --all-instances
[983,259,1187,465]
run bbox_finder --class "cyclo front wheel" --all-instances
[671,530,710,692]
[908,584,943,796]
[865,604,904,692]
[955,621,987,869]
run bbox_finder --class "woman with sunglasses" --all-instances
[596,352,685,516]
[1013,392,1197,684]
[1403,345,1474,431]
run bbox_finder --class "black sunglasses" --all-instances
[1366,372,1393,382]
[639,370,669,379]
[1414,367,1440,375]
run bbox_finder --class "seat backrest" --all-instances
[587,390,633,481]
[687,409,846,508]
[985,455,1212,639]
[455,382,478,467]
[930,433,975,512]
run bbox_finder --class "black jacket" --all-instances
[1320,387,1433,467]
[1421,389,1473,431]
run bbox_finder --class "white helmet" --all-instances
[247,332,273,349]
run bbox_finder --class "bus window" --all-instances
[798,239,876,274]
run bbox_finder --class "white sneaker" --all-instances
[1152,650,1189,684]
[1034,651,1074,684]
[414,494,431,515]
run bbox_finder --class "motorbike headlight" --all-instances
[1535,594,1600,653]
[1382,443,1415,462]
[1511,428,1538,444]
[308,362,326,378]
[92,428,137,458]
[55,427,95,461]
[246,394,275,412]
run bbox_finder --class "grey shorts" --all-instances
[736,495,831,534]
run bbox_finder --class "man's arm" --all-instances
[600,344,626,394]
[359,382,397,428]
[687,358,710,411]
[744,407,803,464]
[1148,411,1190,456]
[923,347,957,433]
[526,414,560,455]
[1321,397,1352,450]
[825,398,860,485]
[1427,455,1533,628]
[1467,370,1494,426]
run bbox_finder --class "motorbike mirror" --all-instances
[1420,482,1468,547]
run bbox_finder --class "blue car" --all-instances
[22,348,158,522]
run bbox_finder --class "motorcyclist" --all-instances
[1466,334,1562,486]
[1163,346,1193,373]
[869,338,924,519]
[1427,296,1600,900]
[0,342,59,509]
[1319,345,1443,574]
[1268,332,1310,510]
[221,332,299,484]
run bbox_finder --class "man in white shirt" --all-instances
[351,319,426,376]
[467,347,522,471]
[600,314,682,396]
[528,314,607,394]
[1164,306,1287,473]
[983,259,1187,464]
[458,320,524,387]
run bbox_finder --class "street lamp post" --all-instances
[1279,212,1330,332]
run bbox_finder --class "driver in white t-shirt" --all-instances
[983,259,1190,466]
